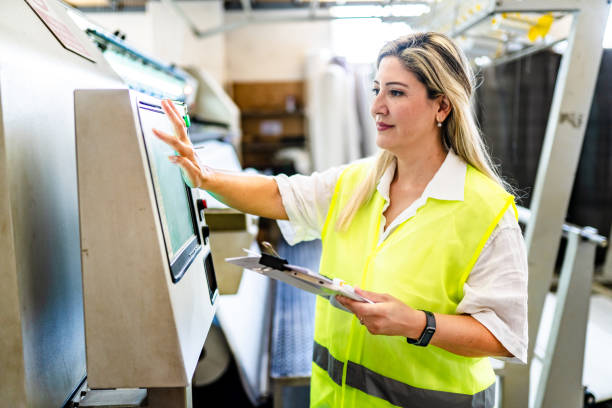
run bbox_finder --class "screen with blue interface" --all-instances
[137,101,197,269]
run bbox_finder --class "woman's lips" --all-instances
[376,122,394,131]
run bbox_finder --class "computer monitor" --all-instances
[137,101,200,282]
[75,89,217,388]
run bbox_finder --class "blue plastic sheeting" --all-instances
[270,239,322,379]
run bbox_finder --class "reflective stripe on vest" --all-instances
[313,341,495,408]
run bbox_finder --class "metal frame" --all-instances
[272,377,310,408]
[600,225,612,283]
[533,227,601,408]
[481,1,610,407]
[511,208,607,408]
[521,2,608,407]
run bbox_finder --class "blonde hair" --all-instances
[336,32,507,231]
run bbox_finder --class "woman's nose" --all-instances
[371,95,388,117]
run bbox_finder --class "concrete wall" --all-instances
[225,10,332,82]
[149,1,226,84]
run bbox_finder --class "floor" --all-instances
[192,358,309,408]
[193,357,272,408]
[530,293,612,406]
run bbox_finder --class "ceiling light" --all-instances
[388,4,429,17]
[330,5,384,18]
[329,3,429,19]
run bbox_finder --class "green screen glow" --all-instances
[139,104,195,261]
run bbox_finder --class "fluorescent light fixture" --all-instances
[329,3,429,19]
[330,5,384,18]
[388,4,430,17]
[331,19,412,63]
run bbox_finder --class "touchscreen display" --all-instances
[137,100,197,267]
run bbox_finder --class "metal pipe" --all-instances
[309,0,319,18]
[160,0,421,38]
[240,0,252,15]
[160,0,204,35]
[493,0,579,13]
[190,13,417,38]
[489,37,567,67]
[517,205,607,247]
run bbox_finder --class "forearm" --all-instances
[204,168,288,220]
[152,100,288,220]
[426,313,511,358]
[340,290,513,359]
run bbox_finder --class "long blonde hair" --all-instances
[336,32,507,231]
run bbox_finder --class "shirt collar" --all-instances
[377,150,466,203]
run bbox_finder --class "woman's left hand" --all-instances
[335,288,426,338]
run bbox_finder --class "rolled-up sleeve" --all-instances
[456,207,529,364]
[274,166,346,245]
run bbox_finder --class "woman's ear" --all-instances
[436,95,452,122]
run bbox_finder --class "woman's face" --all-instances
[370,56,439,154]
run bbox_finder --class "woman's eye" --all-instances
[372,88,380,96]
[390,90,404,97]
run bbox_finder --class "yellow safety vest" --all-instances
[311,160,516,408]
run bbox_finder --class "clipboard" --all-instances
[225,251,373,304]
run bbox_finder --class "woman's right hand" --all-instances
[152,99,209,189]
[152,99,287,219]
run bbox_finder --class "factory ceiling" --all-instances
[64,0,430,11]
[63,0,573,66]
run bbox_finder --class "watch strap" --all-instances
[406,310,436,347]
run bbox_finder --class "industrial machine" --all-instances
[4,0,609,407]
[0,0,122,406]
[68,5,266,405]
[74,90,218,390]
[0,1,219,406]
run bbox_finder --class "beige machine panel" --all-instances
[0,77,28,407]
[75,89,217,388]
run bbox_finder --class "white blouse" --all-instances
[274,151,528,364]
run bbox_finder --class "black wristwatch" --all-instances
[406,310,436,347]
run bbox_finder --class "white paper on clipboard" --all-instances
[225,255,373,304]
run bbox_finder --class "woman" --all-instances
[154,32,527,408]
